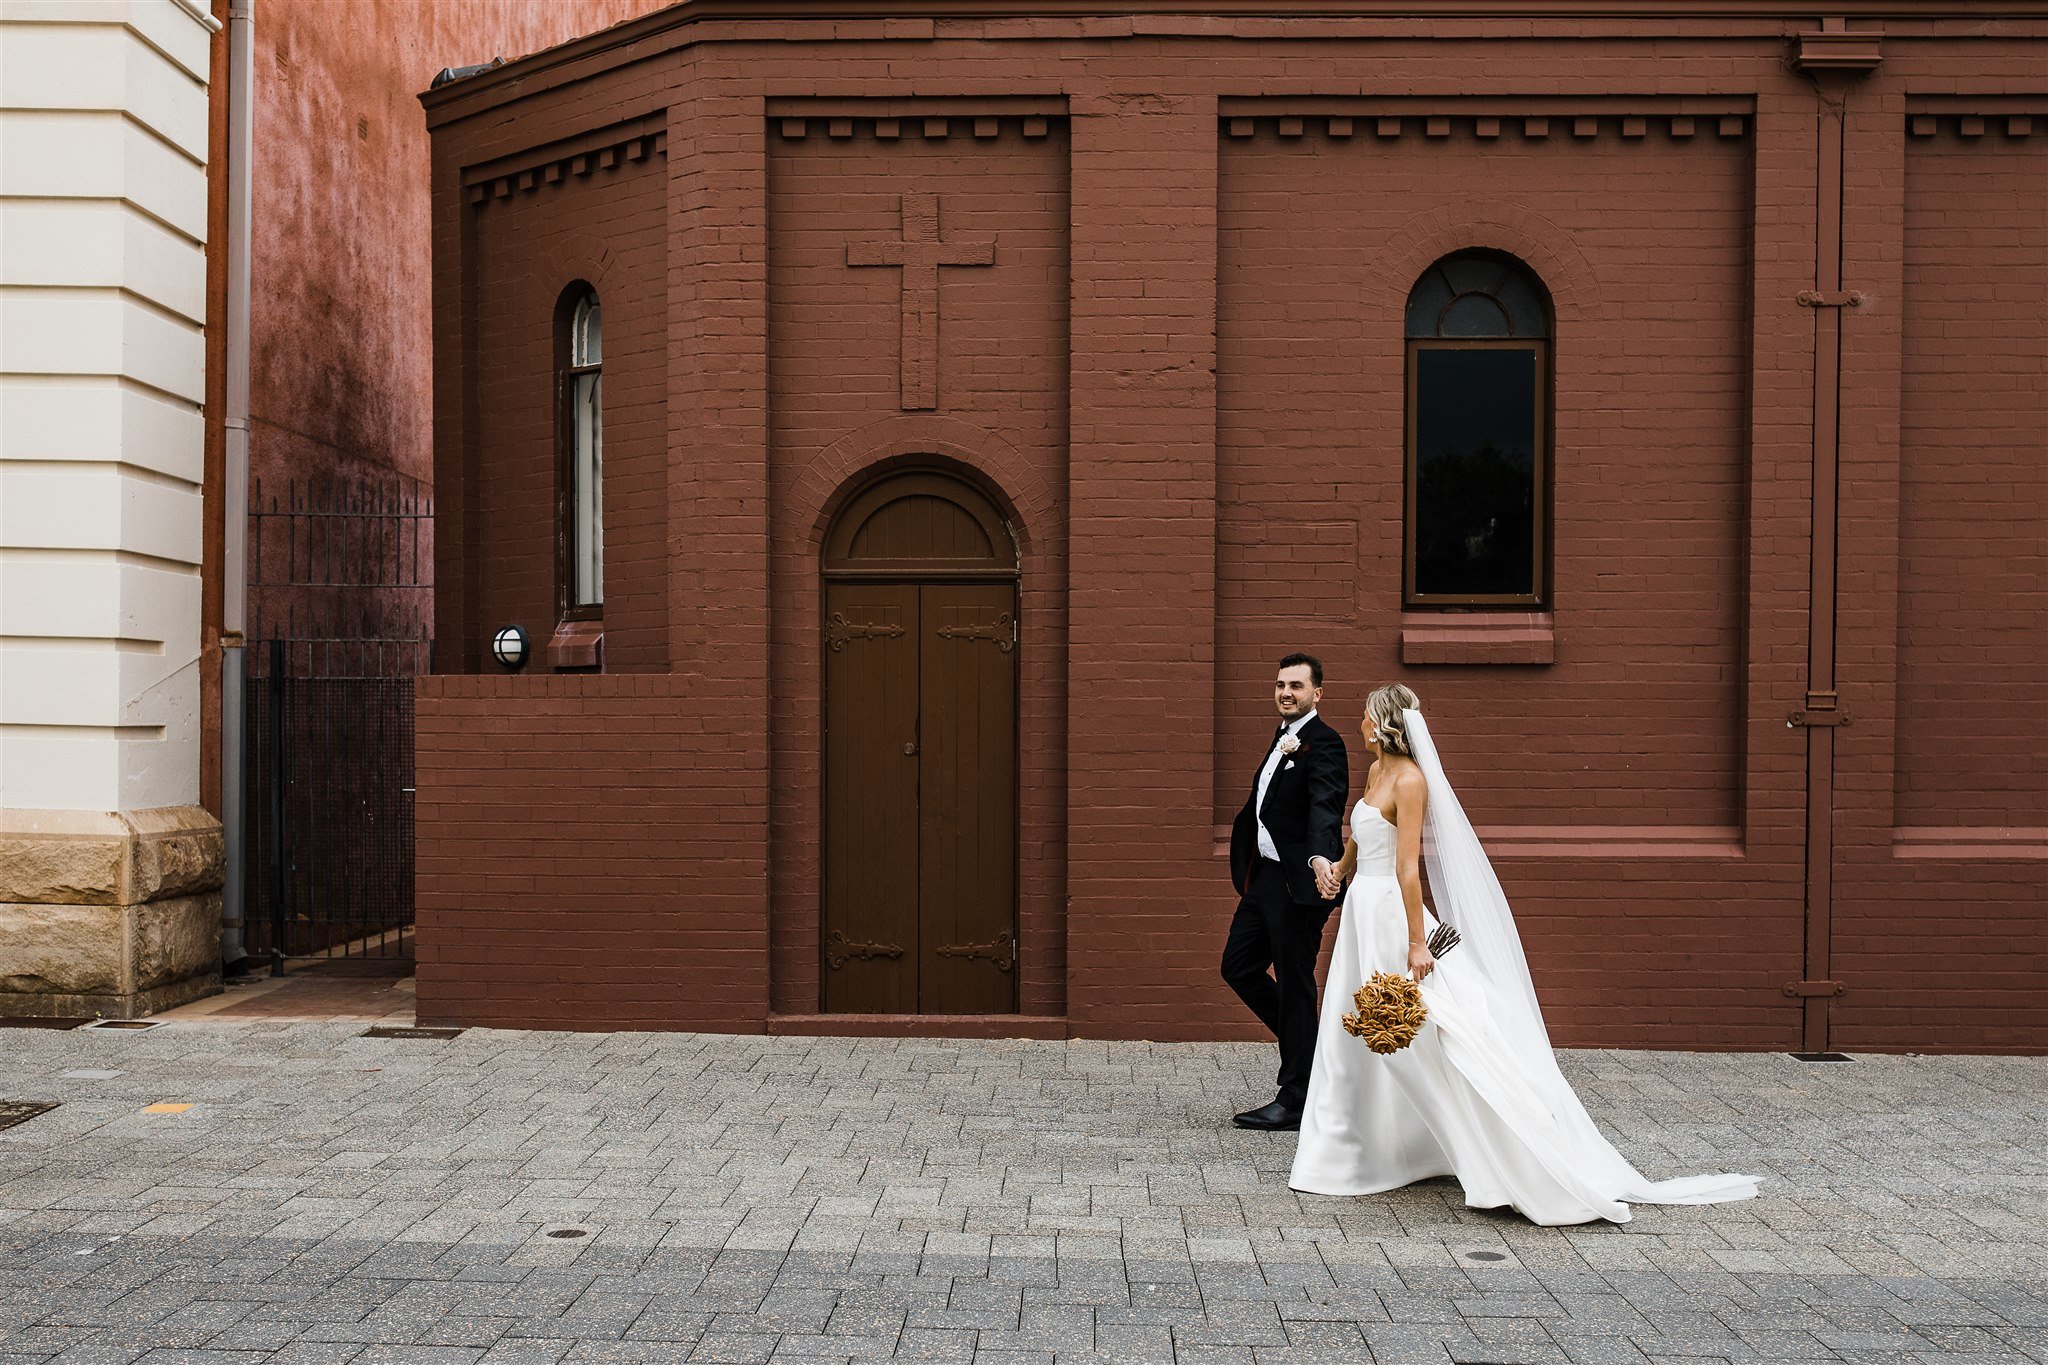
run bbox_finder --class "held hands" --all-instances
[1311,856,1343,901]
[1408,941,1437,984]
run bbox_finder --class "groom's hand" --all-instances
[1310,856,1340,900]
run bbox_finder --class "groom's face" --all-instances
[1273,665,1320,722]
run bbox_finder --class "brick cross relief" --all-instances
[846,192,994,411]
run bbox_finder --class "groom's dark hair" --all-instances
[1278,652,1324,687]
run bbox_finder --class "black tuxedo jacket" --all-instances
[1230,713,1351,905]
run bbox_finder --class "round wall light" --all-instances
[491,625,529,670]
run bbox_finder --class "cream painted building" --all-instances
[0,0,225,1015]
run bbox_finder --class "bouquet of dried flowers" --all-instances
[1340,920,1462,1055]
[1341,973,1428,1054]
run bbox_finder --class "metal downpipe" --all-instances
[219,0,254,968]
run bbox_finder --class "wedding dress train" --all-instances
[1288,713,1759,1226]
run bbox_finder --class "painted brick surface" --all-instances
[417,14,2048,1052]
[1213,117,1786,1048]
[413,673,764,1031]
[764,119,1071,1018]
[1829,114,2048,1053]
[465,144,669,673]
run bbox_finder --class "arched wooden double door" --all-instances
[822,470,1019,1014]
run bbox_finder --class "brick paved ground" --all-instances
[2,1020,2043,1364]
[158,968,415,1026]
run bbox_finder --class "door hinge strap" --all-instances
[1796,289,1865,308]
[1784,980,1846,998]
[825,932,904,970]
[824,613,907,652]
[935,613,1016,652]
[936,931,1016,972]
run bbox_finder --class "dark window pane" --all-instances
[1414,347,1538,598]
[1442,294,1512,337]
[1495,271,1549,338]
[1404,268,1454,337]
[1441,255,1506,298]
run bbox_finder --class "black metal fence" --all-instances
[243,476,432,971]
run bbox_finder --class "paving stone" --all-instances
[2,1028,2042,1364]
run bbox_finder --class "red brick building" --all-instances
[416,3,2048,1054]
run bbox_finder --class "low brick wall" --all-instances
[413,674,767,1031]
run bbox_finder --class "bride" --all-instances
[1289,684,1760,1225]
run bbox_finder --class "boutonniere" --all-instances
[1277,733,1302,756]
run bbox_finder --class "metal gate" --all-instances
[241,476,431,972]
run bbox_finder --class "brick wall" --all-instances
[1828,115,2048,1052]
[466,138,670,673]
[418,16,2048,1052]
[1056,92,1229,1041]
[1218,116,1751,827]
[763,116,1071,1018]
[1208,111,1789,1048]
[413,673,765,1031]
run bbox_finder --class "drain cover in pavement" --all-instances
[1789,1051,1855,1062]
[0,1017,89,1030]
[85,1019,163,1031]
[0,1101,59,1132]
[361,1026,463,1040]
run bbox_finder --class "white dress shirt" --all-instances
[1255,709,1317,863]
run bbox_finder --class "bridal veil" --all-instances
[1401,708,1761,1207]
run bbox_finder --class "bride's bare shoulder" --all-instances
[1390,758,1428,811]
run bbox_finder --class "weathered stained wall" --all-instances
[200,0,670,810]
[246,0,668,491]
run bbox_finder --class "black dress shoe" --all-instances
[1232,1100,1301,1131]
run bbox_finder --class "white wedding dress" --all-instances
[1289,710,1759,1226]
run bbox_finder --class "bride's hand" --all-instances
[1408,942,1437,984]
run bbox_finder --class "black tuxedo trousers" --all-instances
[1221,862,1334,1109]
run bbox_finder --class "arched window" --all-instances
[562,288,603,611]
[1404,251,1549,606]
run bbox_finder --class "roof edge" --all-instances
[418,0,2048,122]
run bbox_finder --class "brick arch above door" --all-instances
[825,468,1018,577]
[798,414,1060,560]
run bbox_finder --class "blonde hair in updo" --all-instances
[1366,684,1422,756]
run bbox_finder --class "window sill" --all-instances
[548,617,603,670]
[1400,611,1554,666]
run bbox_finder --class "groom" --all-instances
[1222,653,1349,1131]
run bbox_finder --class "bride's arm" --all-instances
[1392,768,1435,980]
[1334,833,1358,881]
